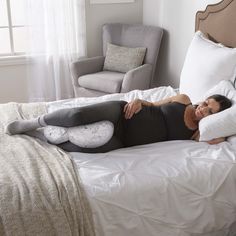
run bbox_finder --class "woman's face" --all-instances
[195,98,220,120]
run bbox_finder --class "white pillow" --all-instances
[203,80,236,102]
[179,31,236,104]
[199,80,236,141]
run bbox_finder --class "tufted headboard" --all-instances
[195,0,236,48]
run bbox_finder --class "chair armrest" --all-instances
[71,56,105,86]
[121,64,153,93]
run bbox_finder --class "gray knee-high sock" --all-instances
[5,115,47,135]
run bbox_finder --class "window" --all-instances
[0,0,27,57]
[90,0,134,3]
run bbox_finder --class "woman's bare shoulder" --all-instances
[173,94,191,104]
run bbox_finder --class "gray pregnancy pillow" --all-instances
[103,43,146,73]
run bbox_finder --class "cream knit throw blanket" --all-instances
[0,102,95,236]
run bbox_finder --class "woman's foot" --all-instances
[5,117,45,135]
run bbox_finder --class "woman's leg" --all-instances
[46,101,127,153]
[44,100,127,127]
[5,100,127,135]
[57,136,124,153]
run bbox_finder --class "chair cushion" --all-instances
[103,43,146,73]
[78,71,125,94]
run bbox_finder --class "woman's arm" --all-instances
[207,137,226,145]
[191,130,200,141]
[152,94,191,106]
[191,130,226,144]
[124,94,191,119]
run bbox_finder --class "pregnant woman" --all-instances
[5,94,231,153]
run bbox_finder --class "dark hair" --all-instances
[207,94,232,112]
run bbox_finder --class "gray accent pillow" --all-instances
[103,43,146,73]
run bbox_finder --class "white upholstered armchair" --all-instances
[71,23,163,97]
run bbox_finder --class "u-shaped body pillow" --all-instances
[43,120,114,148]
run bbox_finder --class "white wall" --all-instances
[86,0,143,56]
[0,64,28,103]
[0,0,143,103]
[143,0,221,88]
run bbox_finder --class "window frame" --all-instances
[0,0,27,63]
[90,0,135,4]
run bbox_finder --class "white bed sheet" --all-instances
[71,141,236,236]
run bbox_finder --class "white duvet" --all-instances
[47,86,177,112]
[73,141,236,236]
[47,87,236,236]
[72,141,236,236]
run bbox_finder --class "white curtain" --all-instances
[26,0,87,102]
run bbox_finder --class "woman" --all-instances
[5,94,231,153]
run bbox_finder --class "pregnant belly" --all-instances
[123,107,167,147]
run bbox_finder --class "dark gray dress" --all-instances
[43,101,195,153]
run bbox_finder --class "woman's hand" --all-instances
[191,131,226,145]
[207,137,226,145]
[124,99,143,119]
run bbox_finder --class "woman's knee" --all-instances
[66,108,84,126]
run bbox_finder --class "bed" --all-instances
[1,0,236,235]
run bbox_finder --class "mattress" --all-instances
[71,140,236,236]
